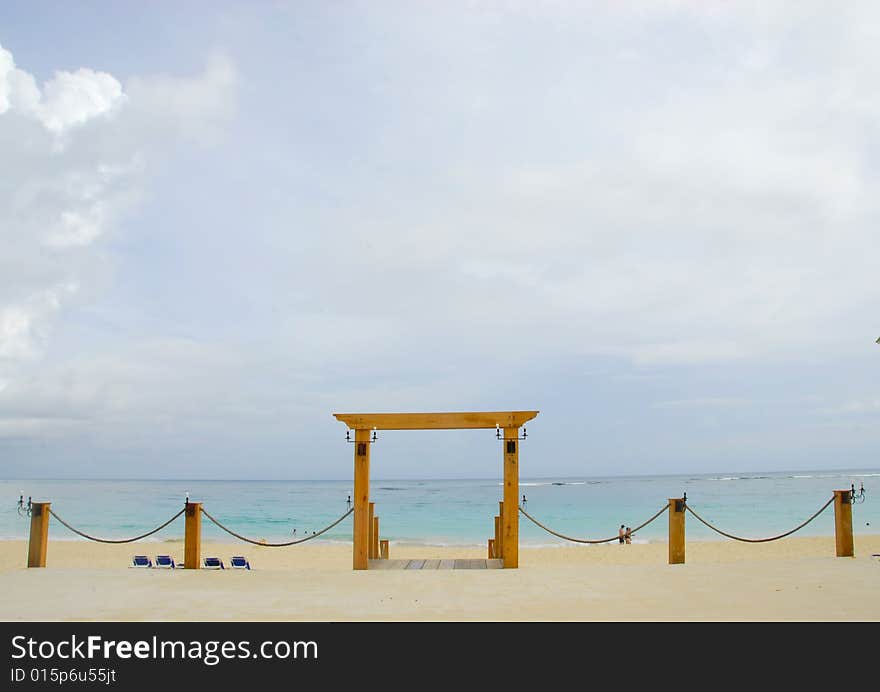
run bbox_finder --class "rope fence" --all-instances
[200,506,353,547]
[518,503,669,544]
[47,507,186,544]
[683,496,835,543]
[22,487,860,568]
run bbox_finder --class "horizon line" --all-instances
[4,467,879,483]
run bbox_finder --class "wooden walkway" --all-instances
[368,559,503,570]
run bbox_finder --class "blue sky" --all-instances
[1,2,878,480]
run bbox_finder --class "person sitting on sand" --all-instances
[618,525,625,544]
[625,527,632,544]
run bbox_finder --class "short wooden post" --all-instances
[488,538,495,559]
[380,539,389,559]
[27,502,51,568]
[372,516,380,560]
[833,490,854,557]
[502,428,519,568]
[353,429,371,570]
[495,503,503,559]
[668,497,685,565]
[368,502,375,559]
[184,502,202,569]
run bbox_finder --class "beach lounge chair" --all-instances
[203,557,225,569]
[132,555,152,568]
[230,556,250,570]
[155,555,176,569]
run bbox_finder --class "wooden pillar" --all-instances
[488,538,495,559]
[833,490,854,557]
[372,516,380,560]
[27,502,51,568]
[184,502,202,569]
[380,539,389,559]
[368,502,375,559]
[353,429,371,570]
[502,428,519,568]
[668,498,685,565]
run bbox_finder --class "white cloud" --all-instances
[0,283,78,360]
[0,44,125,135]
[36,67,125,134]
[0,41,237,437]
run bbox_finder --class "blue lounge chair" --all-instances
[230,556,250,570]
[155,555,176,569]
[203,557,224,569]
[132,555,152,568]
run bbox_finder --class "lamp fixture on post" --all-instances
[496,424,527,441]
[346,428,378,443]
[851,482,866,504]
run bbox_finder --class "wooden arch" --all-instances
[333,411,539,569]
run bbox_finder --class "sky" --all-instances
[1,1,878,480]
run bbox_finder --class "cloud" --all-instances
[0,41,237,437]
[0,44,125,135]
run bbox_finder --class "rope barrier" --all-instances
[518,504,669,544]
[200,507,353,547]
[47,507,186,544]
[683,496,835,543]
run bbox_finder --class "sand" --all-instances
[1,536,879,621]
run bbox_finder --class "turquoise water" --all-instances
[2,470,878,547]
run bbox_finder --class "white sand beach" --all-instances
[2,536,878,621]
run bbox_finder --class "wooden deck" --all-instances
[368,558,504,570]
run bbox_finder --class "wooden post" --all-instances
[488,538,495,559]
[372,516,380,560]
[368,502,375,559]
[502,428,519,568]
[833,490,854,557]
[184,502,202,569]
[496,502,504,559]
[27,502,51,568]
[380,539,389,559]
[353,429,371,570]
[668,498,685,565]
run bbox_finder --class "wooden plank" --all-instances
[472,559,487,569]
[486,559,503,569]
[439,559,455,570]
[368,559,393,570]
[405,559,426,570]
[353,429,371,570]
[422,559,441,569]
[453,559,469,569]
[333,411,539,431]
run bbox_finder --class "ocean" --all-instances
[2,469,878,547]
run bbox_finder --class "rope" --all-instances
[518,504,669,544]
[48,507,186,544]
[683,496,835,543]
[200,507,353,547]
